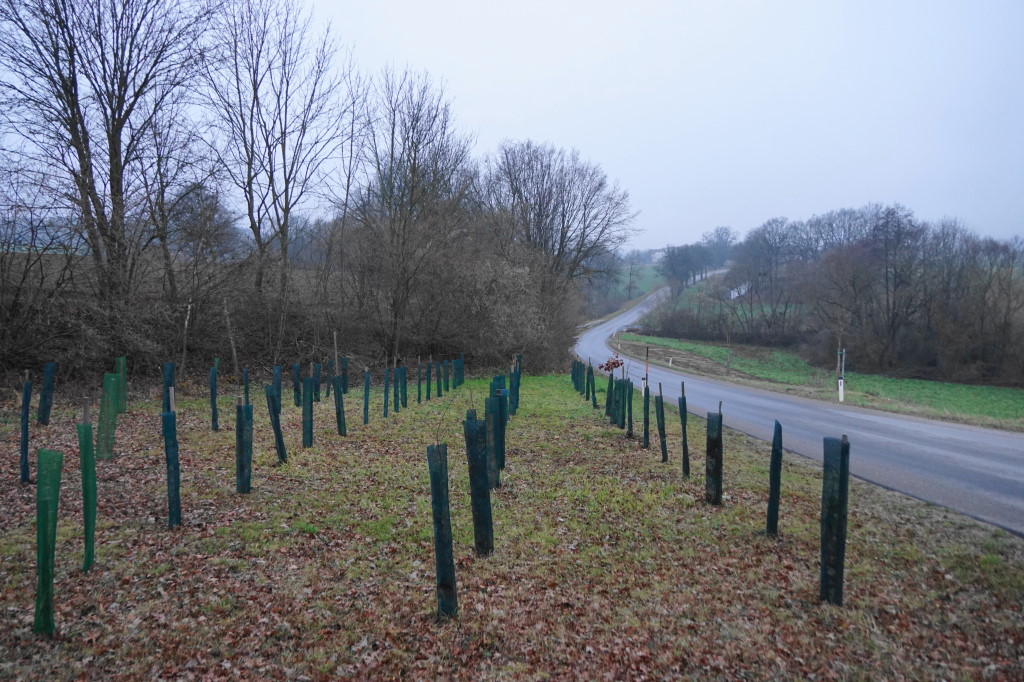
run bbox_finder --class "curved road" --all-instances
[575,290,1024,536]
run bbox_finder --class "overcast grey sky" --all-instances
[312,0,1023,250]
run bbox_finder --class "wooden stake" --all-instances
[169,387,176,413]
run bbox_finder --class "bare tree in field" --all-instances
[483,140,637,291]
[0,0,213,301]
[203,0,354,298]
[351,68,474,366]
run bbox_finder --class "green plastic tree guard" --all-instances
[766,420,783,537]
[161,362,175,413]
[162,410,181,527]
[463,410,493,556]
[20,379,31,482]
[605,372,613,417]
[96,373,119,460]
[209,364,219,431]
[417,362,423,404]
[435,361,443,398]
[292,363,302,407]
[77,421,96,571]
[313,362,322,402]
[272,365,282,412]
[642,383,650,449]
[400,366,408,408]
[363,370,370,425]
[37,361,57,425]
[678,389,690,478]
[426,362,432,401]
[485,396,500,489]
[392,366,400,414]
[333,377,347,436]
[302,377,314,447]
[236,401,253,493]
[383,368,390,418]
[705,411,724,505]
[427,443,458,620]
[325,359,334,398]
[626,379,634,437]
[443,360,450,392]
[264,385,287,463]
[114,356,128,414]
[655,394,667,462]
[820,436,850,605]
[33,448,63,636]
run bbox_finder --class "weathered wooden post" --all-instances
[766,421,783,537]
[333,376,347,436]
[265,385,287,463]
[341,357,349,394]
[426,443,458,620]
[33,448,63,637]
[302,377,314,447]
[161,362,175,414]
[705,405,723,505]
[209,363,219,431]
[292,363,302,407]
[78,403,96,571]
[362,369,370,425]
[242,368,250,405]
[678,381,690,478]
[162,388,181,528]
[656,383,668,463]
[20,373,31,482]
[325,358,334,398]
[463,410,494,555]
[820,435,850,605]
[37,361,57,425]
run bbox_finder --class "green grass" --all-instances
[622,332,1024,424]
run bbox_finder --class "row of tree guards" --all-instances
[427,355,523,620]
[570,357,852,607]
[16,348,475,636]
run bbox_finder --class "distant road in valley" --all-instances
[574,289,1024,537]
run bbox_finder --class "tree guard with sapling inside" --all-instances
[820,435,851,605]
[96,372,120,460]
[302,377,314,447]
[236,398,253,493]
[162,389,181,528]
[463,410,493,555]
[333,377,347,436]
[33,449,63,637]
[77,403,96,571]
[427,443,458,620]
[37,361,57,425]
[705,405,724,505]
[20,374,32,482]
[265,385,287,463]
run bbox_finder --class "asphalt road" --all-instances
[574,290,1024,536]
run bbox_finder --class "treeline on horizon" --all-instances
[652,205,1024,385]
[0,0,637,382]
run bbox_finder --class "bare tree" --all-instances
[483,140,637,291]
[203,0,352,297]
[351,68,474,366]
[0,0,213,301]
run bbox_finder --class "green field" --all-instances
[621,333,1024,427]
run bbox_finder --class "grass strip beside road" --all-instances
[620,332,1024,430]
